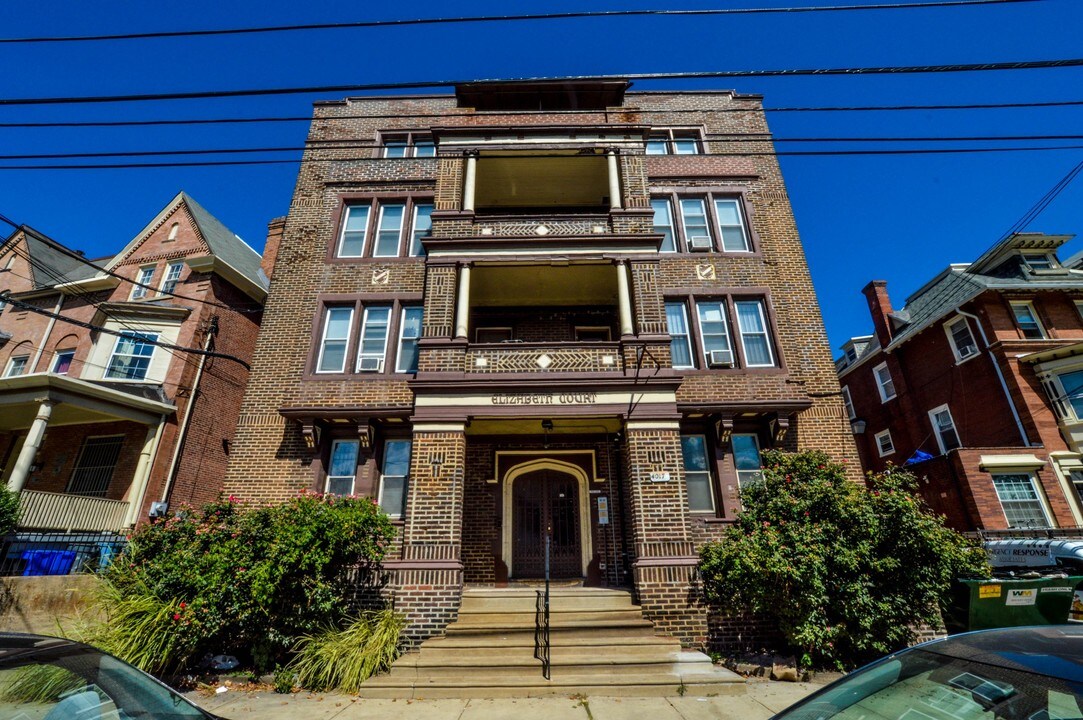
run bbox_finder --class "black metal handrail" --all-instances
[534,535,551,680]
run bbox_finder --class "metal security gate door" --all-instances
[512,470,581,578]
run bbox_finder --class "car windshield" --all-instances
[775,648,1083,720]
[0,642,209,720]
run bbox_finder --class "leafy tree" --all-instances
[699,450,988,669]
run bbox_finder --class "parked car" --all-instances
[0,632,222,719]
[772,625,1083,720]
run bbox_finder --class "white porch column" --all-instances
[124,417,166,527]
[462,152,478,212]
[606,149,622,210]
[7,399,54,493]
[616,260,634,337]
[454,264,472,339]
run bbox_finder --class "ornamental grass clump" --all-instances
[95,492,396,674]
[288,609,405,693]
[699,450,988,670]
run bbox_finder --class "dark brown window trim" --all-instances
[681,417,770,520]
[665,289,785,372]
[328,192,435,263]
[649,185,762,258]
[304,295,423,381]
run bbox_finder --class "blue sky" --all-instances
[1,1,1080,352]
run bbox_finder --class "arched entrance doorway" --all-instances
[503,459,591,579]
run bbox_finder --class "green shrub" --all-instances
[288,609,404,693]
[99,492,396,672]
[0,485,20,536]
[272,666,297,694]
[699,450,988,669]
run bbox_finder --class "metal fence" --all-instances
[0,531,128,577]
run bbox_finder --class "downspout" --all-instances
[29,294,63,372]
[161,317,218,505]
[956,309,1031,447]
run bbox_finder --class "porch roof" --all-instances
[0,373,175,431]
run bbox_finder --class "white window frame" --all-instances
[372,204,406,258]
[841,385,856,420]
[160,262,184,296]
[734,299,775,368]
[666,301,695,369]
[1055,368,1083,421]
[381,132,434,158]
[645,129,702,155]
[51,349,75,375]
[1010,301,1046,339]
[316,306,354,374]
[944,315,980,364]
[104,332,158,381]
[732,433,763,488]
[337,205,370,258]
[4,355,29,377]
[326,439,359,496]
[355,306,391,372]
[1022,253,1055,271]
[681,434,715,512]
[713,198,751,253]
[678,198,713,250]
[395,306,423,374]
[875,429,895,457]
[131,266,155,300]
[166,223,179,241]
[696,300,734,368]
[408,204,433,257]
[651,198,677,253]
[928,404,962,455]
[991,472,1053,529]
[377,439,412,518]
[873,362,897,402]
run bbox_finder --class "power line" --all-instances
[4,144,1083,171]
[0,291,251,369]
[0,1,1039,45]
[4,60,1083,107]
[6,97,1083,129]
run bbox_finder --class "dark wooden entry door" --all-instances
[512,469,582,578]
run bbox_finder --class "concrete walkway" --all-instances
[186,679,819,719]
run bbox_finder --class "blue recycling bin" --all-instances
[21,549,77,576]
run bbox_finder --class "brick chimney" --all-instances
[862,280,894,347]
[261,217,286,280]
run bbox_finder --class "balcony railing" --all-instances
[465,342,624,374]
[18,490,130,533]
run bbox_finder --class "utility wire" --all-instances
[0,216,264,313]
[7,98,1083,128]
[0,291,251,369]
[0,1,1040,45]
[4,61,1083,107]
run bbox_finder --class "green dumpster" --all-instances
[945,576,1083,633]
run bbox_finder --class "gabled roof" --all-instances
[2,226,100,290]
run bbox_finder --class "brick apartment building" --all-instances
[223,80,859,649]
[838,232,1083,533]
[0,192,266,566]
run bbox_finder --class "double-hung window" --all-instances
[357,306,391,372]
[326,440,359,496]
[696,301,734,368]
[1057,369,1083,420]
[336,198,433,258]
[381,132,435,158]
[317,307,354,373]
[378,439,412,517]
[105,332,157,381]
[945,316,979,362]
[732,434,763,487]
[991,473,1051,528]
[646,129,701,155]
[131,267,155,299]
[841,386,856,420]
[681,434,714,512]
[735,300,774,367]
[875,429,895,457]
[666,302,694,369]
[160,263,184,295]
[396,307,423,373]
[929,404,961,454]
[4,355,28,377]
[1011,301,1046,339]
[52,350,75,375]
[653,192,753,253]
[873,362,896,402]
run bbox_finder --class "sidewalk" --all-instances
[186,679,820,720]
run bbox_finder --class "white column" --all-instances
[124,419,165,527]
[462,153,478,212]
[454,264,472,339]
[7,399,54,493]
[616,261,634,337]
[606,149,622,210]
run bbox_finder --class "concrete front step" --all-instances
[445,618,656,634]
[458,589,639,613]
[419,631,674,649]
[453,609,646,625]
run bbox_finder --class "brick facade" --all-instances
[224,82,858,648]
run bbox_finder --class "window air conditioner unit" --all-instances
[357,356,384,372]
[708,350,734,368]
[688,236,713,251]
